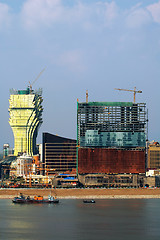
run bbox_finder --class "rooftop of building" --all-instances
[43,132,76,144]
[78,101,146,107]
[10,87,42,96]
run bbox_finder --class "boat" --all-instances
[12,193,59,204]
[83,199,95,203]
[12,193,26,204]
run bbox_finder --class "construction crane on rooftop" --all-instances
[29,68,45,91]
[114,87,142,103]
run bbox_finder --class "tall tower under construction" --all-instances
[9,87,43,156]
[77,100,147,174]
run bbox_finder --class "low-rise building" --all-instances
[148,142,160,169]
[78,173,145,188]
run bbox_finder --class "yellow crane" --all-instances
[29,68,45,91]
[115,87,142,103]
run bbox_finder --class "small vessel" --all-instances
[83,199,95,203]
[12,193,59,204]
[12,193,26,203]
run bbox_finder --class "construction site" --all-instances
[2,86,160,189]
[8,87,43,156]
[8,69,44,156]
[77,88,148,187]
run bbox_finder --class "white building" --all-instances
[16,153,33,177]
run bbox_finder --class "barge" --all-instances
[12,193,59,204]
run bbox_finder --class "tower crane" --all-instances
[114,87,142,103]
[29,68,45,92]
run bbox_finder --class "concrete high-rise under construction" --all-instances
[9,87,43,156]
[77,100,147,174]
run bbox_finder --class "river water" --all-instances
[0,199,160,240]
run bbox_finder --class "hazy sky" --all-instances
[0,0,160,150]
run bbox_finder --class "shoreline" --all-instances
[1,195,160,199]
[1,188,160,199]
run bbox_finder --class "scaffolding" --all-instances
[9,88,43,156]
[77,102,147,148]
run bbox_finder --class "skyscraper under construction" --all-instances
[77,100,147,174]
[9,87,43,156]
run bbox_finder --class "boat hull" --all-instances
[12,198,59,204]
[83,200,95,203]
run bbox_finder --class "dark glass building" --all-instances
[42,133,76,175]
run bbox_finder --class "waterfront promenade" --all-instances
[1,188,160,199]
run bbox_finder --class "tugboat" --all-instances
[12,193,26,203]
[83,199,95,203]
[12,193,59,204]
[46,195,59,204]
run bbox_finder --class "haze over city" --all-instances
[0,0,160,150]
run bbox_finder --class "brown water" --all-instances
[0,199,160,240]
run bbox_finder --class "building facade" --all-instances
[77,101,147,174]
[10,153,33,177]
[42,133,76,175]
[9,87,43,156]
[148,143,160,169]
[3,144,14,157]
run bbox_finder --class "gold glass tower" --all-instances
[9,87,43,156]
